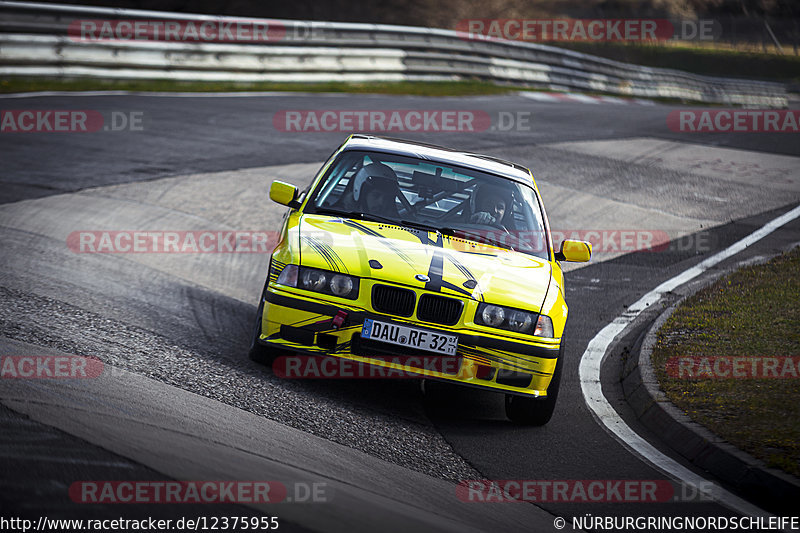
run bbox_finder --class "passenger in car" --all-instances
[469,184,512,229]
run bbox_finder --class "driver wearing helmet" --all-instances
[352,162,400,217]
[469,183,511,229]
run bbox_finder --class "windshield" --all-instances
[306,150,550,260]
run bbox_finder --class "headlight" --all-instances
[508,310,533,332]
[481,305,505,327]
[329,274,354,297]
[276,265,359,300]
[475,303,545,336]
[301,269,327,291]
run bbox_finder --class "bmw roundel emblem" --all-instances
[415,274,430,282]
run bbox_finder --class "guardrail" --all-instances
[0,0,787,107]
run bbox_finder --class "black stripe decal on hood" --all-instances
[304,235,347,273]
[340,219,417,269]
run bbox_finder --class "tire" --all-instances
[504,345,564,425]
[248,283,277,366]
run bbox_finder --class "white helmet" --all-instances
[352,163,398,202]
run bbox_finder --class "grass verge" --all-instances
[556,42,800,84]
[0,77,700,105]
[0,78,524,96]
[651,246,800,477]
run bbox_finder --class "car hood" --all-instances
[299,214,552,311]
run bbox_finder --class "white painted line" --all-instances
[518,92,560,102]
[597,95,628,105]
[564,93,601,104]
[579,203,800,518]
[519,91,653,106]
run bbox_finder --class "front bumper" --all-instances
[259,286,560,397]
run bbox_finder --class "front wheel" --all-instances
[248,283,277,366]
[504,347,563,425]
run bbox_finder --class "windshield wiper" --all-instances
[314,209,445,234]
[399,220,443,234]
[314,208,398,225]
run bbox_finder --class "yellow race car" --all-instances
[249,135,591,424]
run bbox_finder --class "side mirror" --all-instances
[555,239,592,262]
[270,181,300,208]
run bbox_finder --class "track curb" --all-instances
[621,255,800,514]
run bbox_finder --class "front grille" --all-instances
[371,284,415,317]
[417,294,463,325]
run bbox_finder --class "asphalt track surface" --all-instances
[1,92,799,532]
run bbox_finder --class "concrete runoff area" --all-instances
[0,338,547,532]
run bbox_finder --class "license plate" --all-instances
[361,319,458,356]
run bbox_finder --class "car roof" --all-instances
[342,135,535,186]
